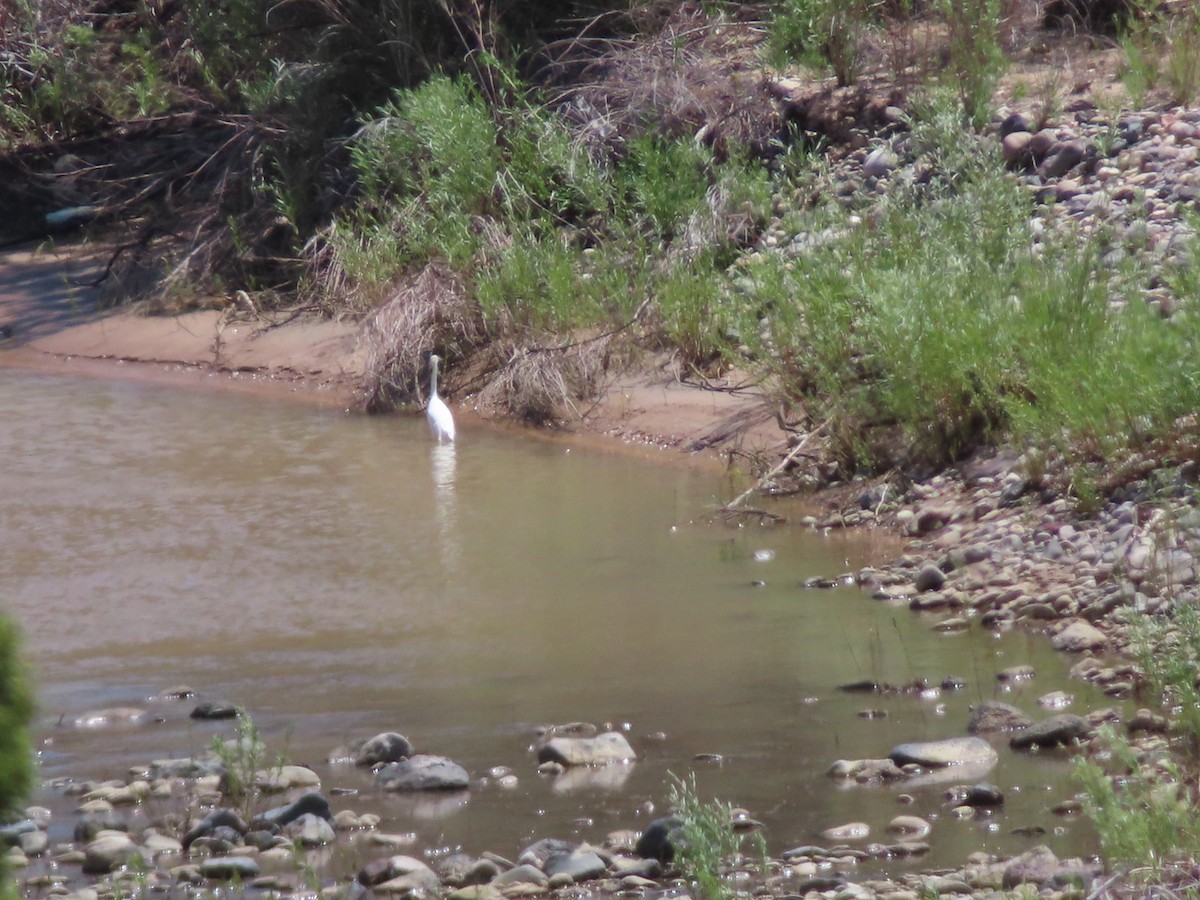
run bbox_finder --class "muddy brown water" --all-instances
[2,370,1112,877]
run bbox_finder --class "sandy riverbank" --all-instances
[0,241,786,470]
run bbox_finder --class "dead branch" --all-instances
[721,416,832,513]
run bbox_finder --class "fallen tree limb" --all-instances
[720,416,831,514]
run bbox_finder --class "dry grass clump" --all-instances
[361,261,624,423]
[360,263,483,413]
[555,3,781,156]
[474,333,617,425]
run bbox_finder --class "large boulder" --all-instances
[635,816,683,864]
[889,736,998,768]
[356,732,415,767]
[376,755,470,791]
[537,732,636,766]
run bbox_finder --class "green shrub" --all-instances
[1075,729,1200,870]
[1119,1,1200,104]
[768,0,881,85]
[337,68,766,363]
[0,616,34,896]
[667,773,762,900]
[1075,607,1200,877]
[735,105,1200,470]
[936,0,1008,126]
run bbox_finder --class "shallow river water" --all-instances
[2,370,1111,875]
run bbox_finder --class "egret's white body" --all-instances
[426,354,456,443]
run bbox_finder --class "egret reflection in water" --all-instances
[431,442,459,570]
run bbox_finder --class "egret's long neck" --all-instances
[430,358,440,397]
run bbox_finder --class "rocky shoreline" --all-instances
[8,439,1194,900]
[5,95,1200,899]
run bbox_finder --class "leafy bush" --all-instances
[768,0,883,85]
[336,69,770,364]
[1075,730,1200,870]
[936,0,1008,126]
[0,618,32,820]
[0,616,34,895]
[1118,1,1200,104]
[734,102,1200,471]
[667,773,763,900]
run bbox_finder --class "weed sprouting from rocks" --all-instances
[667,772,763,900]
[1076,605,1200,881]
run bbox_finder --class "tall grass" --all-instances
[1119,1,1200,104]
[332,71,769,360]
[768,0,1008,121]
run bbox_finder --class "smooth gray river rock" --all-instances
[18,830,48,856]
[190,701,239,720]
[952,782,1005,807]
[0,820,37,844]
[545,848,607,882]
[182,809,248,849]
[259,764,321,792]
[375,755,470,791]
[356,732,415,766]
[287,812,336,847]
[826,758,906,782]
[634,817,682,863]
[914,564,946,592]
[359,855,435,887]
[537,732,637,766]
[74,812,128,843]
[1051,619,1107,651]
[82,833,140,874]
[519,838,579,869]
[885,815,931,839]
[491,864,550,889]
[255,792,333,828]
[822,822,869,841]
[369,858,441,896]
[142,833,183,856]
[199,856,261,880]
[889,736,999,769]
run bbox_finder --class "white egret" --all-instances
[426,353,456,443]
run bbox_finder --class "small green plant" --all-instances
[1076,605,1200,881]
[1120,23,1161,106]
[1161,4,1200,103]
[1119,1,1200,105]
[768,0,881,85]
[1076,726,1200,871]
[667,773,762,900]
[209,708,287,818]
[734,97,1200,473]
[936,0,1008,127]
[1132,604,1200,758]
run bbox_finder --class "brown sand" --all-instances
[0,242,785,466]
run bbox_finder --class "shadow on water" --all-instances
[1,370,1110,872]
